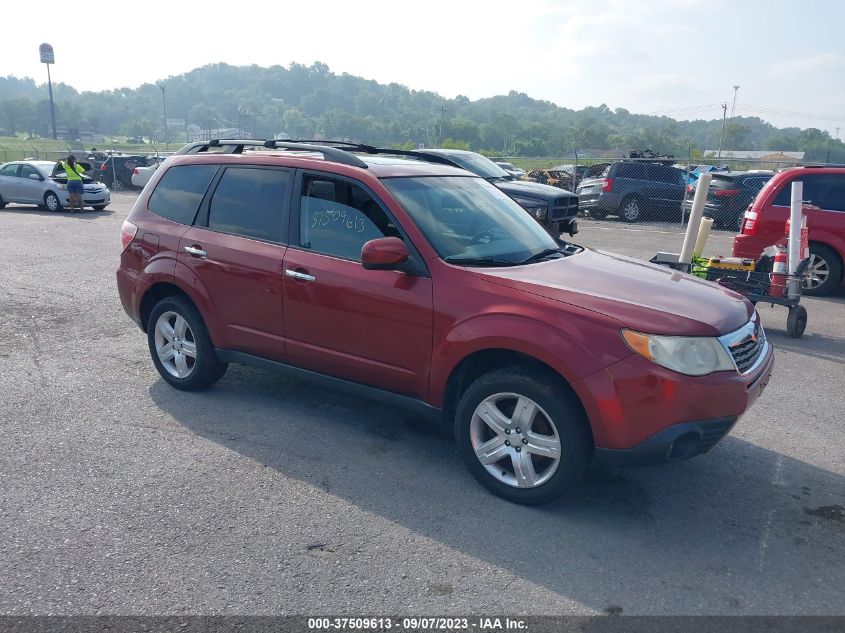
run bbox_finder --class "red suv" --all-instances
[117,140,774,505]
[734,166,845,296]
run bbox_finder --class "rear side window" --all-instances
[649,165,685,185]
[207,167,291,242]
[804,174,845,212]
[614,163,646,179]
[0,164,19,177]
[148,164,218,225]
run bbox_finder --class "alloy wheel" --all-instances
[153,311,197,378]
[804,254,830,290]
[469,392,562,489]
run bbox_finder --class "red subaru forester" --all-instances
[117,140,774,505]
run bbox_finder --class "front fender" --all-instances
[428,312,631,407]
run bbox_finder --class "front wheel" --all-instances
[91,204,108,211]
[44,191,62,212]
[454,367,592,505]
[786,304,807,338]
[147,295,228,390]
[0,194,6,209]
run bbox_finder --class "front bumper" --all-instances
[59,189,111,207]
[575,339,774,468]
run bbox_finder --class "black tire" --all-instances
[91,205,108,211]
[618,196,643,223]
[147,295,228,391]
[44,191,62,212]
[803,244,842,297]
[0,194,6,209]
[786,304,808,338]
[454,366,592,505]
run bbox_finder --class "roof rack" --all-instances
[282,139,460,167]
[179,138,368,168]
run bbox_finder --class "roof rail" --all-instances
[282,140,461,168]
[262,139,368,168]
[176,138,368,168]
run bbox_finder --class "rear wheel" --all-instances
[803,244,842,296]
[618,196,643,223]
[44,191,62,212]
[454,366,591,505]
[147,295,228,390]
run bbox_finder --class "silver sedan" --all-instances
[0,160,111,212]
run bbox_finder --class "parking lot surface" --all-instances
[0,194,842,615]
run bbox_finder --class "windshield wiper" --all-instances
[517,248,564,265]
[444,256,517,267]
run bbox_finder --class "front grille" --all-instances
[728,321,765,373]
[551,196,578,219]
[84,198,105,204]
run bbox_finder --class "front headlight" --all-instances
[513,198,548,220]
[622,330,735,376]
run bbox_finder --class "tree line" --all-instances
[1,62,843,161]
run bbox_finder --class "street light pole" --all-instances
[158,82,168,148]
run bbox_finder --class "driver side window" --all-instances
[19,165,40,180]
[298,175,401,261]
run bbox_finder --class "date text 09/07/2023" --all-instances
[307,616,529,631]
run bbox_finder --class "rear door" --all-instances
[281,171,433,398]
[647,164,686,210]
[177,165,292,361]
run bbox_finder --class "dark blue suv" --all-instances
[577,161,688,223]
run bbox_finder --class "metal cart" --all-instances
[704,259,809,338]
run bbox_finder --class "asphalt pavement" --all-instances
[0,194,842,616]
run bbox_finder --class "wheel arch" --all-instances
[139,282,194,333]
[441,348,595,450]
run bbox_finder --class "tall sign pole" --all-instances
[39,43,57,140]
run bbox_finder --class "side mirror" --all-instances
[361,237,409,271]
[29,173,42,181]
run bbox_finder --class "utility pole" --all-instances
[836,127,840,141]
[438,105,446,145]
[731,85,740,118]
[157,82,168,148]
[717,103,728,158]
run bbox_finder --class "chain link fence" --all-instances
[491,154,826,232]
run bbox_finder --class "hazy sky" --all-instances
[3,0,843,134]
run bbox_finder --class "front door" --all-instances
[17,164,45,203]
[282,172,433,399]
[176,165,292,361]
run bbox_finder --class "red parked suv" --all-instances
[734,166,845,296]
[117,139,774,504]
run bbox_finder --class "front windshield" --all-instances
[445,153,511,180]
[383,176,558,265]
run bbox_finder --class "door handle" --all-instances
[183,245,207,257]
[285,269,316,282]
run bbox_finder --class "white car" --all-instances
[130,156,169,189]
[0,160,111,212]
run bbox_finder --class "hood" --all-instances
[473,249,753,337]
[496,179,576,201]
